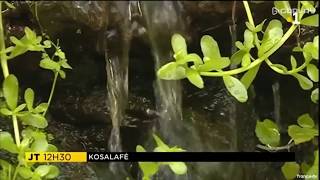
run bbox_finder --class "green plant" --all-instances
[157,1,318,103]
[157,1,318,179]
[255,113,318,179]
[136,134,187,180]
[0,1,71,179]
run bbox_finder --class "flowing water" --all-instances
[141,1,185,138]
[272,81,281,131]
[104,1,132,176]
[141,2,189,179]
[140,1,242,180]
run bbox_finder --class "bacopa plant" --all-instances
[156,1,318,180]
[255,114,318,179]
[136,134,187,180]
[0,1,71,180]
[157,1,318,103]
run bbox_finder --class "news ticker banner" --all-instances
[25,152,295,163]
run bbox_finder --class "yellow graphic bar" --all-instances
[25,152,87,162]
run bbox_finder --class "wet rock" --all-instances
[183,79,258,152]
[50,89,156,125]
[30,1,108,33]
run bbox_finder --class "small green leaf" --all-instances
[3,74,19,110]
[271,64,288,72]
[0,108,12,116]
[288,125,318,145]
[0,132,18,153]
[40,59,60,71]
[35,165,50,177]
[201,35,221,59]
[136,145,159,180]
[186,69,204,89]
[281,162,300,180]
[307,150,318,178]
[10,36,24,46]
[45,165,59,179]
[235,41,245,50]
[255,20,266,32]
[244,30,254,49]
[293,46,303,52]
[8,38,28,59]
[17,166,33,179]
[24,27,37,41]
[171,34,187,59]
[34,103,48,113]
[231,50,246,66]
[176,53,203,65]
[223,75,248,102]
[4,1,16,9]
[168,162,187,175]
[157,62,186,80]
[0,159,12,180]
[245,22,255,32]
[303,42,317,62]
[169,146,186,152]
[301,14,319,27]
[136,145,146,152]
[259,20,283,57]
[138,162,159,180]
[47,144,58,152]
[290,56,297,69]
[59,70,66,79]
[311,88,318,103]
[274,1,292,22]
[31,138,49,151]
[20,113,48,128]
[153,134,170,151]
[313,36,318,51]
[241,53,251,67]
[241,65,260,89]
[14,103,26,113]
[22,128,46,140]
[24,88,34,111]
[55,49,65,59]
[292,73,313,90]
[198,57,230,71]
[255,119,280,147]
[306,64,318,82]
[297,113,314,128]
[300,1,315,15]
[20,137,31,150]
[31,174,42,180]
[60,60,72,69]
[43,40,52,48]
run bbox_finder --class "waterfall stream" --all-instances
[141,2,188,179]
[272,81,281,131]
[104,1,132,176]
[141,1,186,145]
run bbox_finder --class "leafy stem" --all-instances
[265,58,308,75]
[43,71,58,116]
[256,139,295,152]
[12,115,20,147]
[200,24,297,77]
[243,1,255,27]
[0,2,9,77]
[1,1,20,150]
[12,162,21,180]
[243,1,261,49]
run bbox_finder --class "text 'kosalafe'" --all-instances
[87,153,129,161]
